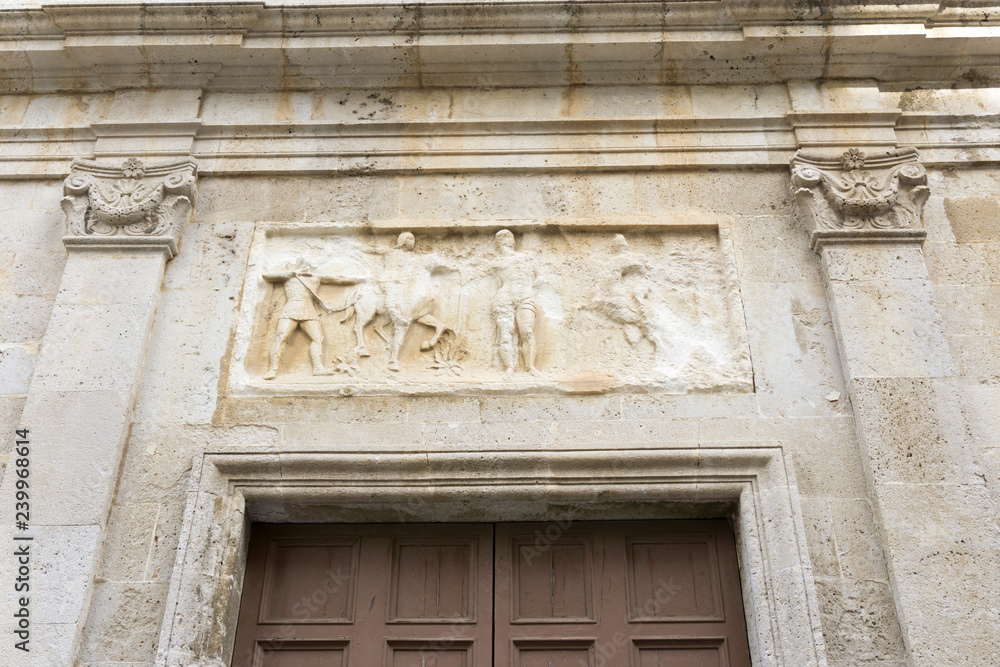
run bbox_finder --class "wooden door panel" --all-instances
[258,538,359,624]
[632,638,728,667]
[390,538,479,622]
[625,534,724,622]
[496,521,750,667]
[253,639,349,667]
[233,524,493,667]
[512,640,595,667]
[387,640,474,667]
[495,524,618,667]
[350,524,492,663]
[511,536,595,623]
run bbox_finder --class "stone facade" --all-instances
[0,1,998,665]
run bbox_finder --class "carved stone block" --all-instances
[61,157,198,259]
[229,224,752,396]
[791,147,930,251]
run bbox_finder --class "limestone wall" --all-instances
[0,2,998,665]
[924,168,1000,497]
[0,179,65,458]
[2,81,999,666]
[62,161,899,664]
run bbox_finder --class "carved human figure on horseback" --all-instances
[334,232,460,371]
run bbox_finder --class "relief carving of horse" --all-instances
[335,277,453,372]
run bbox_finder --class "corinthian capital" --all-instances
[791,147,929,251]
[61,157,198,259]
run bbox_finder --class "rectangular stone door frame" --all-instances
[154,446,830,667]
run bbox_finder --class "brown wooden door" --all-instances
[233,524,494,667]
[233,521,750,667]
[494,520,751,667]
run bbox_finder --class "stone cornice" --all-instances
[3,110,1000,177]
[791,146,930,251]
[0,1,998,92]
[43,2,264,38]
[61,157,198,259]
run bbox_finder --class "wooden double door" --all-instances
[233,521,752,667]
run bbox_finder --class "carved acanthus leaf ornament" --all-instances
[791,147,929,250]
[61,157,198,258]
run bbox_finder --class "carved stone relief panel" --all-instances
[229,223,752,396]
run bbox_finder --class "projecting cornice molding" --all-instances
[791,146,930,251]
[61,157,198,259]
[43,2,264,37]
[2,109,1000,178]
[0,1,999,92]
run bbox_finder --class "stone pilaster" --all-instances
[791,147,1000,664]
[0,157,196,664]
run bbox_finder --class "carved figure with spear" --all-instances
[261,259,354,379]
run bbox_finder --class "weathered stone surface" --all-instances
[826,498,892,583]
[851,377,980,486]
[132,288,241,424]
[97,503,161,582]
[30,302,160,393]
[117,424,278,507]
[28,525,104,625]
[1,3,998,666]
[17,389,134,526]
[876,483,1000,663]
[962,385,1000,453]
[741,281,847,417]
[79,582,169,664]
[730,214,824,284]
[943,196,1000,243]
[0,207,67,255]
[0,345,35,395]
[7,250,64,295]
[924,240,1000,286]
[0,294,54,343]
[815,578,905,664]
[618,392,757,420]
[799,499,842,578]
[0,396,25,451]
[825,278,955,380]
[934,285,1000,337]
[757,416,870,499]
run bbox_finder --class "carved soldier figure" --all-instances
[261,260,342,379]
[491,229,541,373]
[590,234,663,352]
